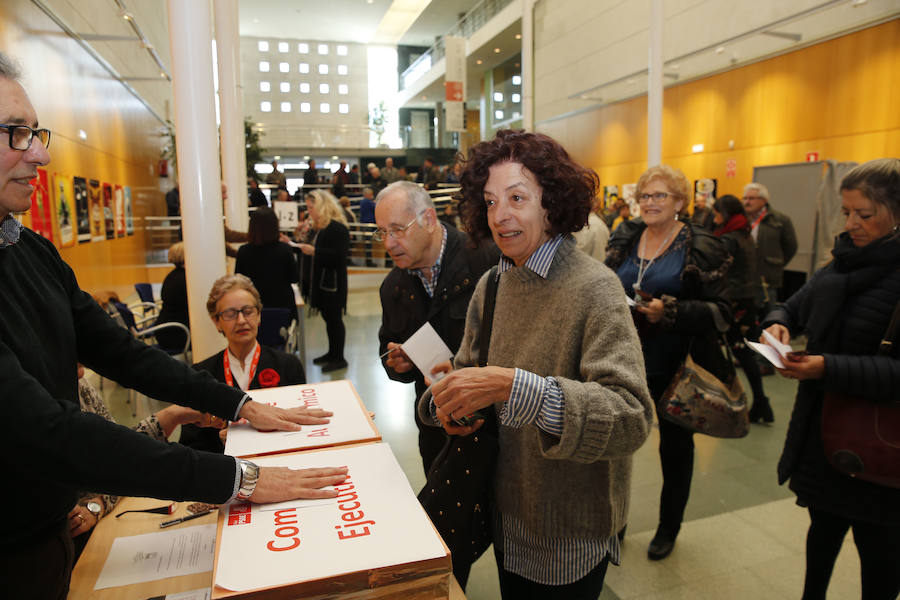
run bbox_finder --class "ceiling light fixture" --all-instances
[494,47,501,53]
[515,33,522,40]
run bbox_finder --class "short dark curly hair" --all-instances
[458,129,599,243]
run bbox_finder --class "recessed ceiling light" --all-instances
[476,59,483,65]
[515,33,522,40]
[494,48,501,53]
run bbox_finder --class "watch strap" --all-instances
[236,459,260,501]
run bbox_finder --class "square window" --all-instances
[298,43,309,54]
[298,62,309,74]
[280,82,290,93]
[258,41,269,52]
[260,101,271,112]
[338,84,349,95]
[259,81,271,92]
[493,92,503,102]
[278,42,289,53]
[279,62,289,73]
[259,61,270,72]
[338,103,349,114]
[318,64,329,75]
[495,110,504,120]
[320,103,330,113]
[337,64,348,75]
[512,93,521,103]
[512,75,522,85]
[300,102,311,113]
[337,45,348,56]
[299,82,310,93]
[318,44,328,55]
[281,102,291,112]
[319,83,330,94]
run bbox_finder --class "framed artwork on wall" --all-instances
[124,186,134,236]
[53,173,76,248]
[102,183,115,240]
[29,168,54,244]
[89,179,104,242]
[114,185,126,237]
[74,176,90,244]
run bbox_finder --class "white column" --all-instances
[521,0,536,131]
[214,0,249,233]
[647,0,663,167]
[167,0,227,361]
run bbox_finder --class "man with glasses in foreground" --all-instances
[0,52,347,598]
[375,180,499,473]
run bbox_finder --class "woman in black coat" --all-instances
[155,242,190,353]
[606,165,732,561]
[712,194,771,423]
[235,207,298,311]
[295,190,350,372]
[762,158,900,600]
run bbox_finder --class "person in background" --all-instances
[180,274,315,453]
[248,177,267,208]
[381,156,400,184]
[762,158,900,600]
[349,163,360,185]
[445,161,463,185]
[711,194,771,423]
[690,194,715,230]
[606,164,732,562]
[420,130,652,596]
[743,181,797,313]
[294,190,350,372]
[332,160,350,197]
[338,195,356,224]
[303,158,319,196]
[376,180,498,474]
[155,242,190,353]
[235,207,298,312]
[0,51,347,597]
[419,156,442,190]
[359,187,377,266]
[265,159,286,189]
[611,202,632,233]
[573,195,610,262]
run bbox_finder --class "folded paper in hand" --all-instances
[404,322,453,382]
[745,330,792,369]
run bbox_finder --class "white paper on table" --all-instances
[163,588,211,600]
[94,524,215,590]
[225,381,379,458]
[214,443,447,592]
[403,322,453,381]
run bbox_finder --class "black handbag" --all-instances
[417,267,499,589]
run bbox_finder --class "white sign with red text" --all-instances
[213,443,447,593]
[224,380,379,458]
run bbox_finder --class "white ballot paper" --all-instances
[214,443,447,593]
[94,524,216,590]
[225,381,379,458]
[403,322,453,381]
[745,329,793,369]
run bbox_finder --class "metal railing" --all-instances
[400,0,516,91]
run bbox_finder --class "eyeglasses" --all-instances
[742,196,763,202]
[373,215,420,242]
[216,305,260,321]
[638,191,673,203]
[0,124,51,151]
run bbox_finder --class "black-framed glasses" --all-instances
[638,191,672,203]
[216,305,260,321]
[0,124,51,151]
[372,214,420,242]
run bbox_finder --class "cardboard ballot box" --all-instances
[225,380,380,458]
[212,443,451,599]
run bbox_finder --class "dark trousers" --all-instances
[318,302,345,360]
[494,546,609,600]
[803,507,900,600]
[650,374,695,534]
[0,522,74,599]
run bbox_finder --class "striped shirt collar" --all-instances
[497,234,564,279]
[406,223,447,297]
[0,215,23,249]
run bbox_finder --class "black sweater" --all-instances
[0,229,244,546]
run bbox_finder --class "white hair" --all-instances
[743,182,770,202]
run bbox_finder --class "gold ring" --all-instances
[78,514,85,523]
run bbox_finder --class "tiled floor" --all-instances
[99,270,865,600]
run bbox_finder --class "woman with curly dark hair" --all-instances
[418,130,653,598]
[605,165,732,562]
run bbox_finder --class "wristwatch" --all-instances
[85,501,103,518]
[236,459,260,501]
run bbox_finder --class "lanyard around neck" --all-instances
[223,343,261,390]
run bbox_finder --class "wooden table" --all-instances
[69,497,466,599]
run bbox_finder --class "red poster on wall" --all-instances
[29,168,55,244]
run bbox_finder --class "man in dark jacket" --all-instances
[743,182,798,312]
[375,181,499,473]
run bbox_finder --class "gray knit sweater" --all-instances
[425,237,653,540]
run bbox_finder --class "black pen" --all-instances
[159,509,214,528]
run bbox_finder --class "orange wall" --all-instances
[538,20,900,199]
[0,0,168,299]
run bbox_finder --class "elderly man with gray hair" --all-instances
[375,181,499,474]
[743,181,798,313]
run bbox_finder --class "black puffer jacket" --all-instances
[763,232,900,524]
